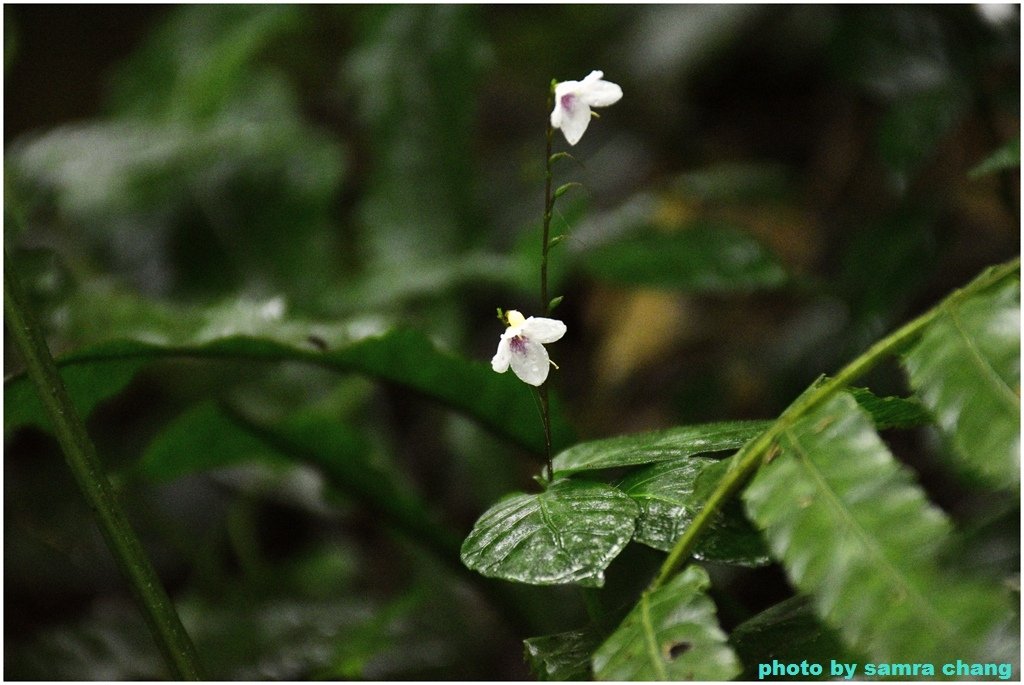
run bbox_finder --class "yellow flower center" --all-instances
[506,310,526,328]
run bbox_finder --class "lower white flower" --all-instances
[491,310,566,386]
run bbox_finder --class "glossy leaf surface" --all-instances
[552,420,768,476]
[460,480,638,587]
[524,629,601,681]
[619,457,769,565]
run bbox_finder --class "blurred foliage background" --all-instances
[4,5,1019,679]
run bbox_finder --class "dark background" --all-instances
[5,5,1019,679]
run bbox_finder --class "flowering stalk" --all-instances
[541,80,557,317]
[491,71,621,482]
[537,81,558,481]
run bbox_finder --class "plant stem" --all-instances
[535,385,554,480]
[541,86,556,316]
[4,246,205,680]
[650,256,1021,591]
[537,83,558,481]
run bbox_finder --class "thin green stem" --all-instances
[650,256,1021,590]
[4,245,205,679]
[537,82,558,481]
[535,385,554,480]
[541,87,556,316]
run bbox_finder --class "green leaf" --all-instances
[524,629,601,681]
[729,596,860,681]
[549,151,576,166]
[138,402,289,481]
[6,326,573,455]
[847,386,932,430]
[591,565,741,681]
[969,138,1020,179]
[5,357,148,437]
[580,222,787,293]
[619,457,769,566]
[554,182,583,199]
[743,391,1015,665]
[460,479,638,587]
[903,278,1020,486]
[141,402,463,560]
[552,420,768,476]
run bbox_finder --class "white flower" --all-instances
[491,310,567,386]
[550,70,623,146]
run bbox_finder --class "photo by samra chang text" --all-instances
[758,658,1015,680]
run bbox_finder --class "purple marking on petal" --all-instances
[509,336,527,354]
[560,94,575,112]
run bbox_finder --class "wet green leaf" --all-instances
[524,629,602,681]
[460,480,638,587]
[619,457,769,566]
[552,420,768,476]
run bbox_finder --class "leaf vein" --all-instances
[946,304,1019,409]
[640,591,668,680]
[780,424,957,642]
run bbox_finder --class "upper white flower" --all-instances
[550,70,623,146]
[491,310,567,386]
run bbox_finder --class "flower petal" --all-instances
[556,102,592,146]
[549,103,564,129]
[491,337,511,373]
[550,80,579,129]
[510,338,551,386]
[523,317,567,344]
[579,78,622,107]
[554,79,581,98]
